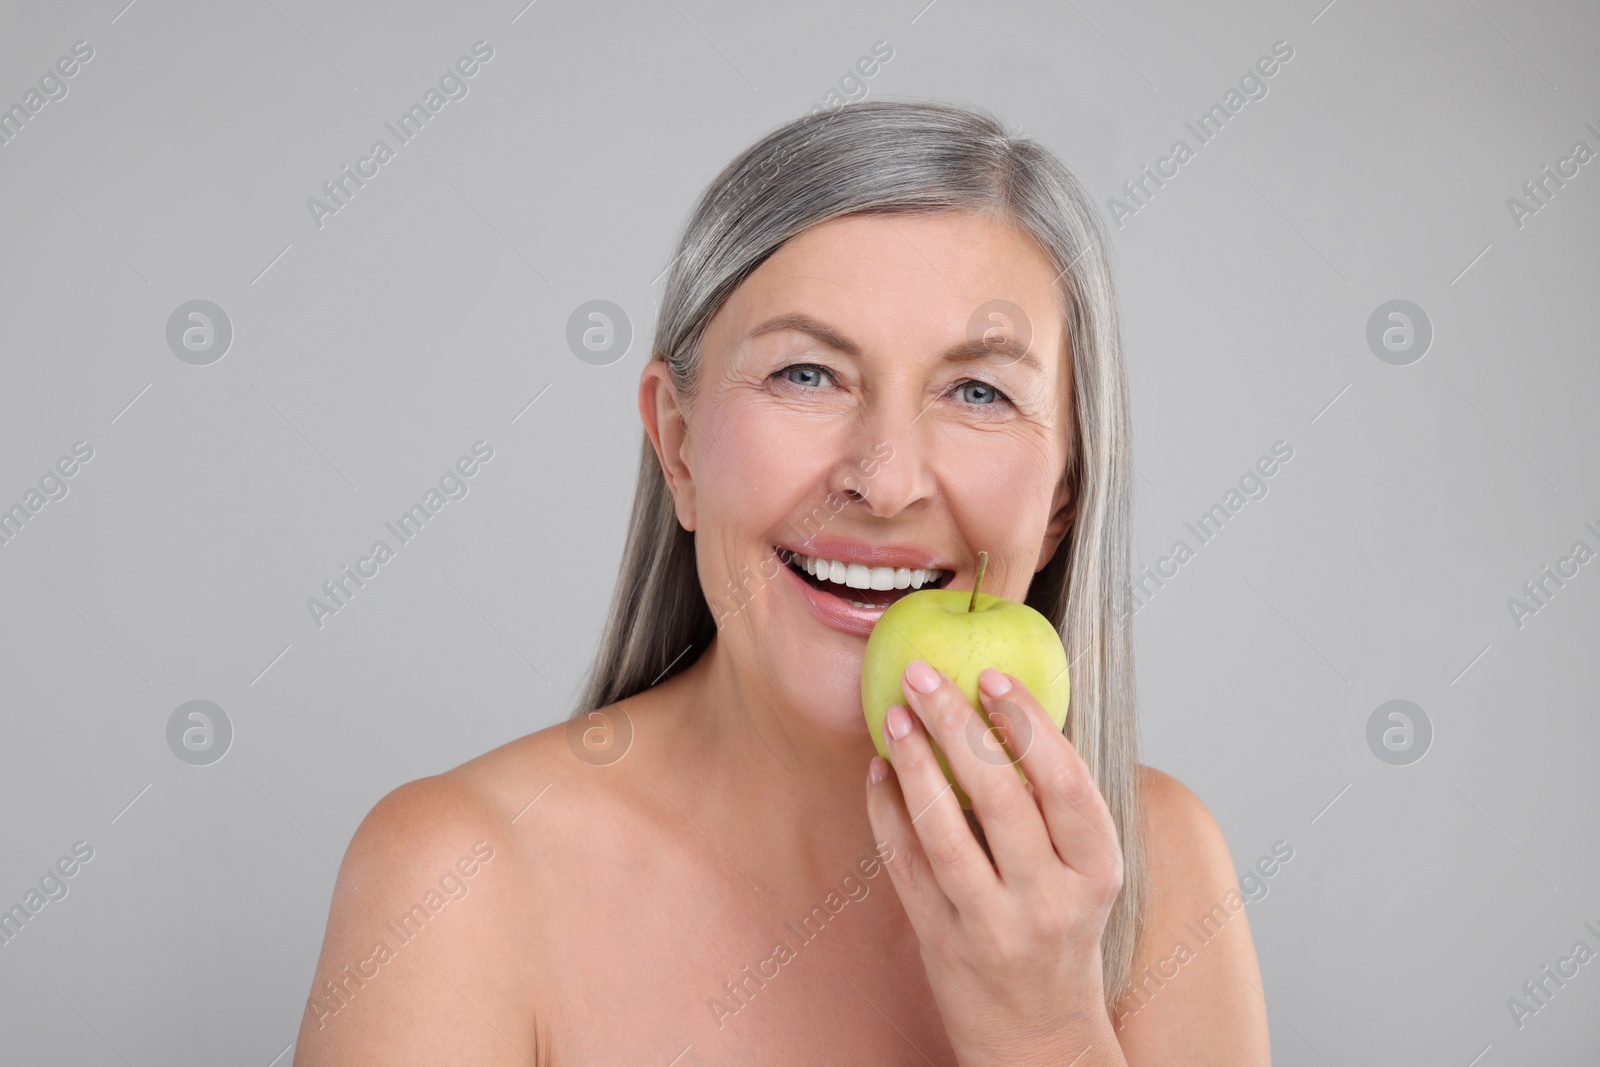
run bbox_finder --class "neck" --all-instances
[655,634,883,884]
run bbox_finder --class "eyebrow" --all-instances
[747,312,1044,374]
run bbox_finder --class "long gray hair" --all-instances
[576,99,1146,1013]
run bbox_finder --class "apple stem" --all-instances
[968,552,988,612]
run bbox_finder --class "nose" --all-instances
[829,398,934,518]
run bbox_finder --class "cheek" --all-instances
[694,403,842,521]
[942,429,1058,503]
[939,433,1060,586]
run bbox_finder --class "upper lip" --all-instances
[776,536,957,573]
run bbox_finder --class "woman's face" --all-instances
[643,209,1076,736]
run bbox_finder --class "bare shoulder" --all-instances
[292,725,587,1067]
[1110,765,1272,1065]
[1125,766,1234,898]
[1137,765,1222,855]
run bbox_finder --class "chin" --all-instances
[767,638,874,738]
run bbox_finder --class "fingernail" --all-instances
[885,704,913,741]
[867,757,888,785]
[978,669,1011,698]
[904,660,942,694]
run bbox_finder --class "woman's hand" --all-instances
[865,660,1128,1067]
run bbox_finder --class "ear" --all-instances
[639,360,696,531]
[1035,466,1076,572]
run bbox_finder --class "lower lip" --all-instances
[781,558,892,638]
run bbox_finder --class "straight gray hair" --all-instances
[576,99,1147,1013]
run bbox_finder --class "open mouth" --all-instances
[779,547,954,611]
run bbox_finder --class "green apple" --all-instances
[861,552,1070,809]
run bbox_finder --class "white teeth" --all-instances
[789,551,945,593]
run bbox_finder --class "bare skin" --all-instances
[294,211,1270,1066]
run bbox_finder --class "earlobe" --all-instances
[638,361,697,531]
[1036,475,1076,572]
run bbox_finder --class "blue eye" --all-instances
[777,364,833,388]
[773,365,1011,409]
[957,379,1007,405]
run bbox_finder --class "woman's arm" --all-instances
[1113,767,1272,1065]
[292,776,539,1067]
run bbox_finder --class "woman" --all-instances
[295,100,1271,1066]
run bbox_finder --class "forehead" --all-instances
[709,210,1069,364]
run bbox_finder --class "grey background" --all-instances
[1,0,1596,1063]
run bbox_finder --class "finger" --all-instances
[882,697,997,913]
[864,755,958,929]
[983,670,1123,888]
[899,660,1050,893]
